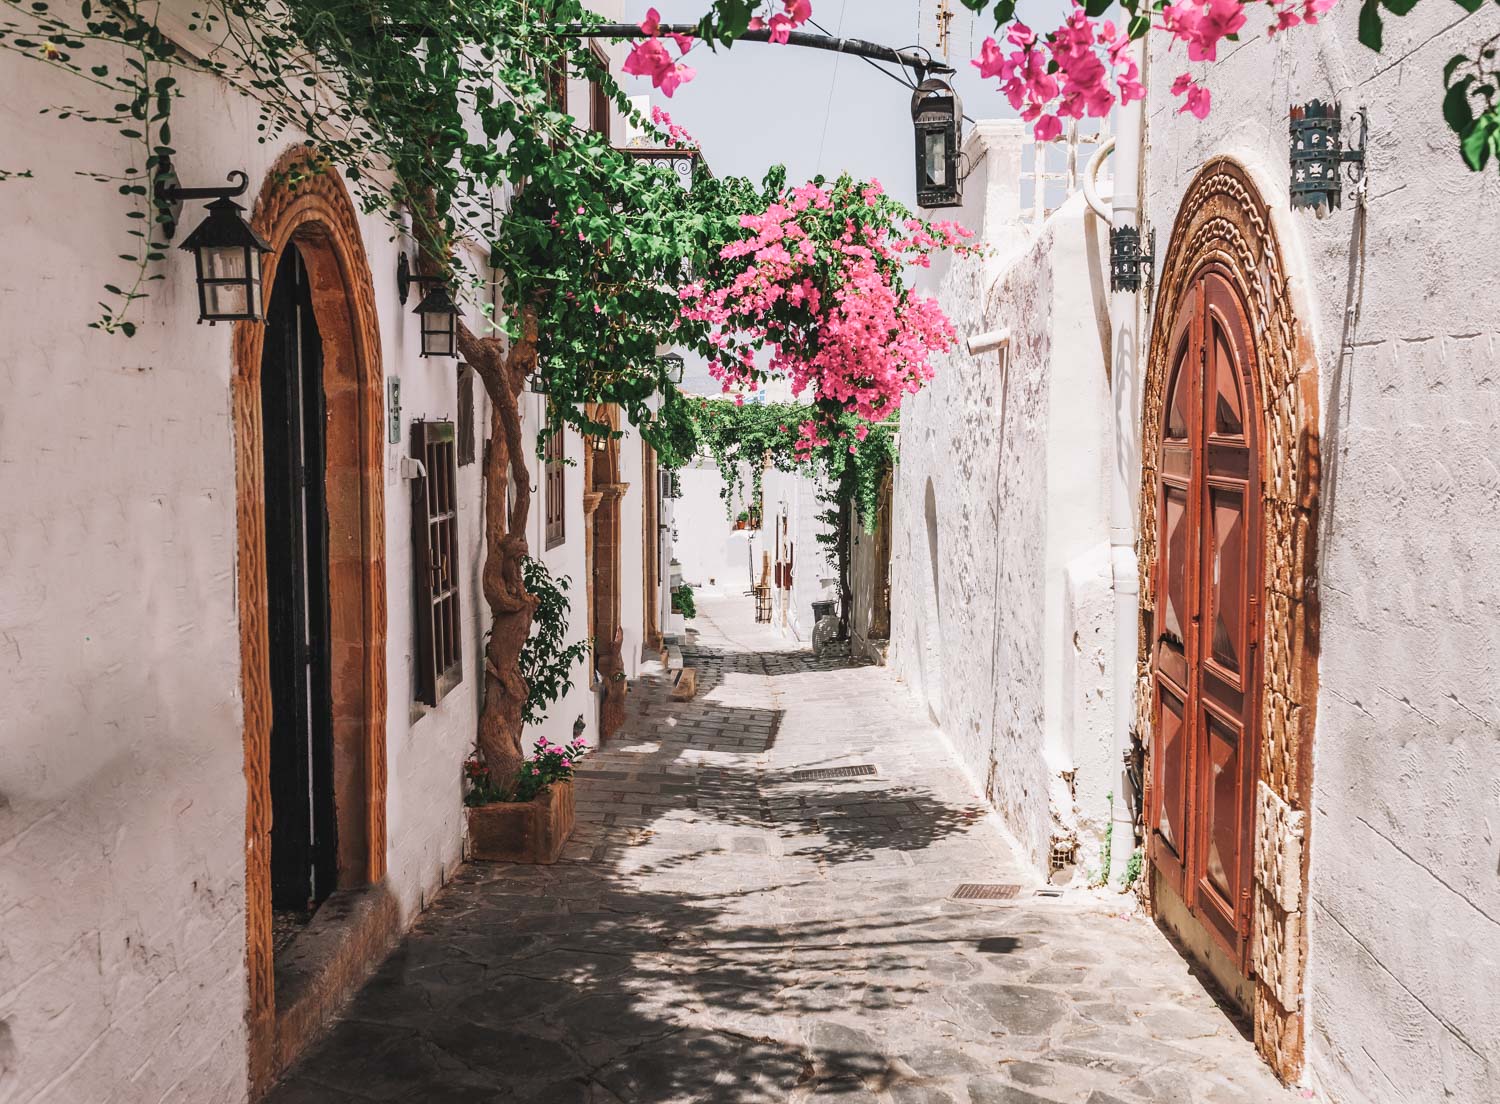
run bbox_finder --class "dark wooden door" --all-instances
[262,244,338,913]
[1149,266,1261,969]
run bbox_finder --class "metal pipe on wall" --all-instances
[1106,42,1147,883]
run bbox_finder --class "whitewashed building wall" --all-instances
[889,122,1117,874]
[0,1,632,1099]
[1144,6,1500,1099]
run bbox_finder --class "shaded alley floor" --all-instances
[267,596,1294,1104]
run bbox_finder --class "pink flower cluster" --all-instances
[971,0,1341,132]
[650,106,697,149]
[749,0,812,44]
[973,7,1141,142]
[680,178,971,455]
[624,7,697,96]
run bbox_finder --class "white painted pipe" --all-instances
[1083,136,1116,222]
[966,328,1012,356]
[1106,42,1145,884]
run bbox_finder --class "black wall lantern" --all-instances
[911,78,963,209]
[1109,224,1155,297]
[397,252,459,358]
[155,161,272,324]
[1289,100,1367,213]
[661,353,685,385]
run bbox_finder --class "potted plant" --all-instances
[464,734,588,863]
[733,509,749,531]
[464,557,590,863]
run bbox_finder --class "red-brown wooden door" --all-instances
[1150,265,1262,970]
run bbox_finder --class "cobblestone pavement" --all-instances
[267,596,1295,1104]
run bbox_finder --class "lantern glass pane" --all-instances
[924,129,948,187]
[204,281,248,318]
[203,243,247,282]
[421,313,455,357]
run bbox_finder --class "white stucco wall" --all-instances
[1145,7,1500,1099]
[0,6,633,1099]
[674,459,756,595]
[889,123,1115,874]
[761,466,838,642]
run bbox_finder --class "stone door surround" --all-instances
[1137,158,1321,1081]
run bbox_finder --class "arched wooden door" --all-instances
[1150,263,1262,970]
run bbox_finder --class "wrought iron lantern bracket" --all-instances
[1109,224,1155,298]
[1289,101,1367,212]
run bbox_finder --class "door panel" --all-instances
[1150,268,1261,972]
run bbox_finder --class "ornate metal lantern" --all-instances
[1289,100,1367,213]
[157,165,272,323]
[911,77,963,209]
[397,252,459,359]
[1109,224,1155,296]
[661,353,685,385]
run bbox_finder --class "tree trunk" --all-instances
[458,312,539,787]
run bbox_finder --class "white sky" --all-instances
[620,0,1075,209]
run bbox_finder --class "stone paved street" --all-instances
[267,596,1294,1104]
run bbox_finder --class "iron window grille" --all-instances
[545,414,566,549]
[412,420,463,706]
[457,363,475,466]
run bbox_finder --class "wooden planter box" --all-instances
[466,780,575,864]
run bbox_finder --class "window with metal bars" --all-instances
[412,420,463,706]
[456,363,475,467]
[544,415,566,549]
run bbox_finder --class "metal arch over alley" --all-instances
[265,596,1289,1104]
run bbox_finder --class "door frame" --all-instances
[232,149,389,1093]
[1137,159,1321,1081]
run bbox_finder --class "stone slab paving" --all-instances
[267,596,1296,1104]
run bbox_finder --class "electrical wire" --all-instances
[807,16,979,125]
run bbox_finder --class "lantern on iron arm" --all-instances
[155,159,272,324]
[1289,100,1367,215]
[911,77,963,209]
[396,252,460,358]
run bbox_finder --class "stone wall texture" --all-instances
[889,124,1115,874]
[1145,5,1500,1098]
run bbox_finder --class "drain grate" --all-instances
[1034,887,1065,898]
[951,883,1022,900]
[790,764,878,781]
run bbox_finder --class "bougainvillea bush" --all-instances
[464,734,591,806]
[679,169,972,454]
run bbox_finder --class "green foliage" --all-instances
[1443,35,1500,173]
[690,398,896,529]
[464,730,590,805]
[1122,848,1144,889]
[518,557,589,728]
[671,583,697,620]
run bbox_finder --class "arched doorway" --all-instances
[232,150,389,1092]
[1138,160,1320,1080]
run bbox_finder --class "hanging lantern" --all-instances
[156,164,272,323]
[1289,100,1367,214]
[397,252,460,359]
[413,284,459,359]
[911,78,963,209]
[661,353,685,385]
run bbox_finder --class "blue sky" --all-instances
[620,0,1075,209]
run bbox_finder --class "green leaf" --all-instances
[1445,54,1469,84]
[1444,76,1476,133]
[1359,0,1385,50]
[1452,0,1484,10]
[1460,115,1494,169]
[1382,0,1419,15]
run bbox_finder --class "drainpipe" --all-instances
[1101,42,1146,883]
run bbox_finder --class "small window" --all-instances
[412,420,462,706]
[457,363,475,467]
[545,415,566,549]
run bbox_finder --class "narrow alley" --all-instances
[265,597,1291,1104]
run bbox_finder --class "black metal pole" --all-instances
[560,23,953,79]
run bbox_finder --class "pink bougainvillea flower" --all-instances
[973,36,1006,79]
[1171,73,1212,118]
[639,6,661,34]
[1302,0,1337,23]
[766,13,794,43]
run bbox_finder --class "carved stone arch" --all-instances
[1136,159,1320,1080]
[232,148,389,1093]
